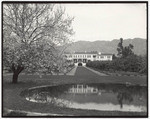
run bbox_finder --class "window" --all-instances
[74,85,77,88]
[83,59,87,63]
[78,85,83,88]
[93,55,96,58]
[87,55,91,58]
[93,88,97,93]
[74,59,77,63]
[100,56,104,58]
[78,59,82,62]
[107,56,111,58]
[83,85,87,88]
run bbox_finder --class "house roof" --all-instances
[64,51,98,54]
[100,53,113,56]
[74,51,98,54]
[64,52,113,56]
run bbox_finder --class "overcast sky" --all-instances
[63,3,147,42]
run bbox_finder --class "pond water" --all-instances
[20,83,147,112]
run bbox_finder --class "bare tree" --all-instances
[3,3,74,83]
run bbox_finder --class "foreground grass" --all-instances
[3,67,148,117]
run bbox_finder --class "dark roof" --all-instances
[100,53,113,55]
[64,51,113,55]
[74,51,98,54]
[64,51,98,54]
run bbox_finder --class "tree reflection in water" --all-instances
[21,83,147,112]
[117,92,133,108]
[22,85,73,107]
[88,83,146,109]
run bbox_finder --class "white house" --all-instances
[64,51,113,66]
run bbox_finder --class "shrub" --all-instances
[86,54,147,74]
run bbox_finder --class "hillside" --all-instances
[65,38,147,56]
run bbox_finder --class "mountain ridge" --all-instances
[65,38,147,56]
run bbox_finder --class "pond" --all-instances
[20,83,147,112]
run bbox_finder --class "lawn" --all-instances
[3,67,148,117]
[88,66,147,77]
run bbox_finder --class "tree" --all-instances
[139,55,147,74]
[112,54,117,60]
[117,38,134,58]
[3,3,74,83]
[117,38,123,57]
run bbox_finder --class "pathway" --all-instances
[74,66,107,77]
[67,66,77,76]
[84,66,108,76]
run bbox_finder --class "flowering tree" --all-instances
[3,3,74,83]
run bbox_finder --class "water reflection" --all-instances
[68,84,99,94]
[21,83,147,112]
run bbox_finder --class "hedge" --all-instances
[86,55,147,74]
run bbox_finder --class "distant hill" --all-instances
[65,38,147,56]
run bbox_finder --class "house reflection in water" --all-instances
[68,84,104,95]
[23,84,147,112]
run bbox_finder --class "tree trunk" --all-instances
[12,64,24,84]
[12,72,19,83]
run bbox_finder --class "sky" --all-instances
[63,3,147,42]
